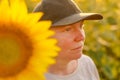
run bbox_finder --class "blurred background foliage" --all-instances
[26,0,120,80]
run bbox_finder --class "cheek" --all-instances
[57,35,73,51]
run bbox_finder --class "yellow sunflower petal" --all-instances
[0,0,10,22]
[0,0,9,11]
[36,39,59,51]
[27,12,44,24]
[32,30,55,41]
[10,0,27,22]
[17,69,42,80]
[29,52,56,75]
[28,21,52,36]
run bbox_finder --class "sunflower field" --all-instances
[75,0,120,80]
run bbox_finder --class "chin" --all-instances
[72,53,82,60]
[76,53,82,59]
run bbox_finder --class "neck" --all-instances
[48,59,78,75]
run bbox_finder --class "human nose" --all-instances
[74,29,85,42]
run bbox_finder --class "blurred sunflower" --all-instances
[30,0,40,2]
[0,0,60,80]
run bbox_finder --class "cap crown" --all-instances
[33,0,82,24]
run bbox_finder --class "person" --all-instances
[33,0,103,80]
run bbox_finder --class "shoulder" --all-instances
[79,54,94,63]
[78,54,97,68]
[77,54,100,80]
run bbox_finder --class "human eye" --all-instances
[65,27,72,31]
[62,27,72,32]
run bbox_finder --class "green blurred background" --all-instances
[25,0,120,80]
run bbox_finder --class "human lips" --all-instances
[71,42,84,50]
[71,46,83,50]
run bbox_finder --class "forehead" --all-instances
[50,21,84,30]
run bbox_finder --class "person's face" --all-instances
[51,21,85,61]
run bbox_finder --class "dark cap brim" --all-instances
[52,13,103,27]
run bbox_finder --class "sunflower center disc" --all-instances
[0,29,33,78]
[0,38,20,66]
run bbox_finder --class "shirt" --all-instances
[45,55,100,80]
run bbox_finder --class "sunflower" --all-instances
[0,0,60,80]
